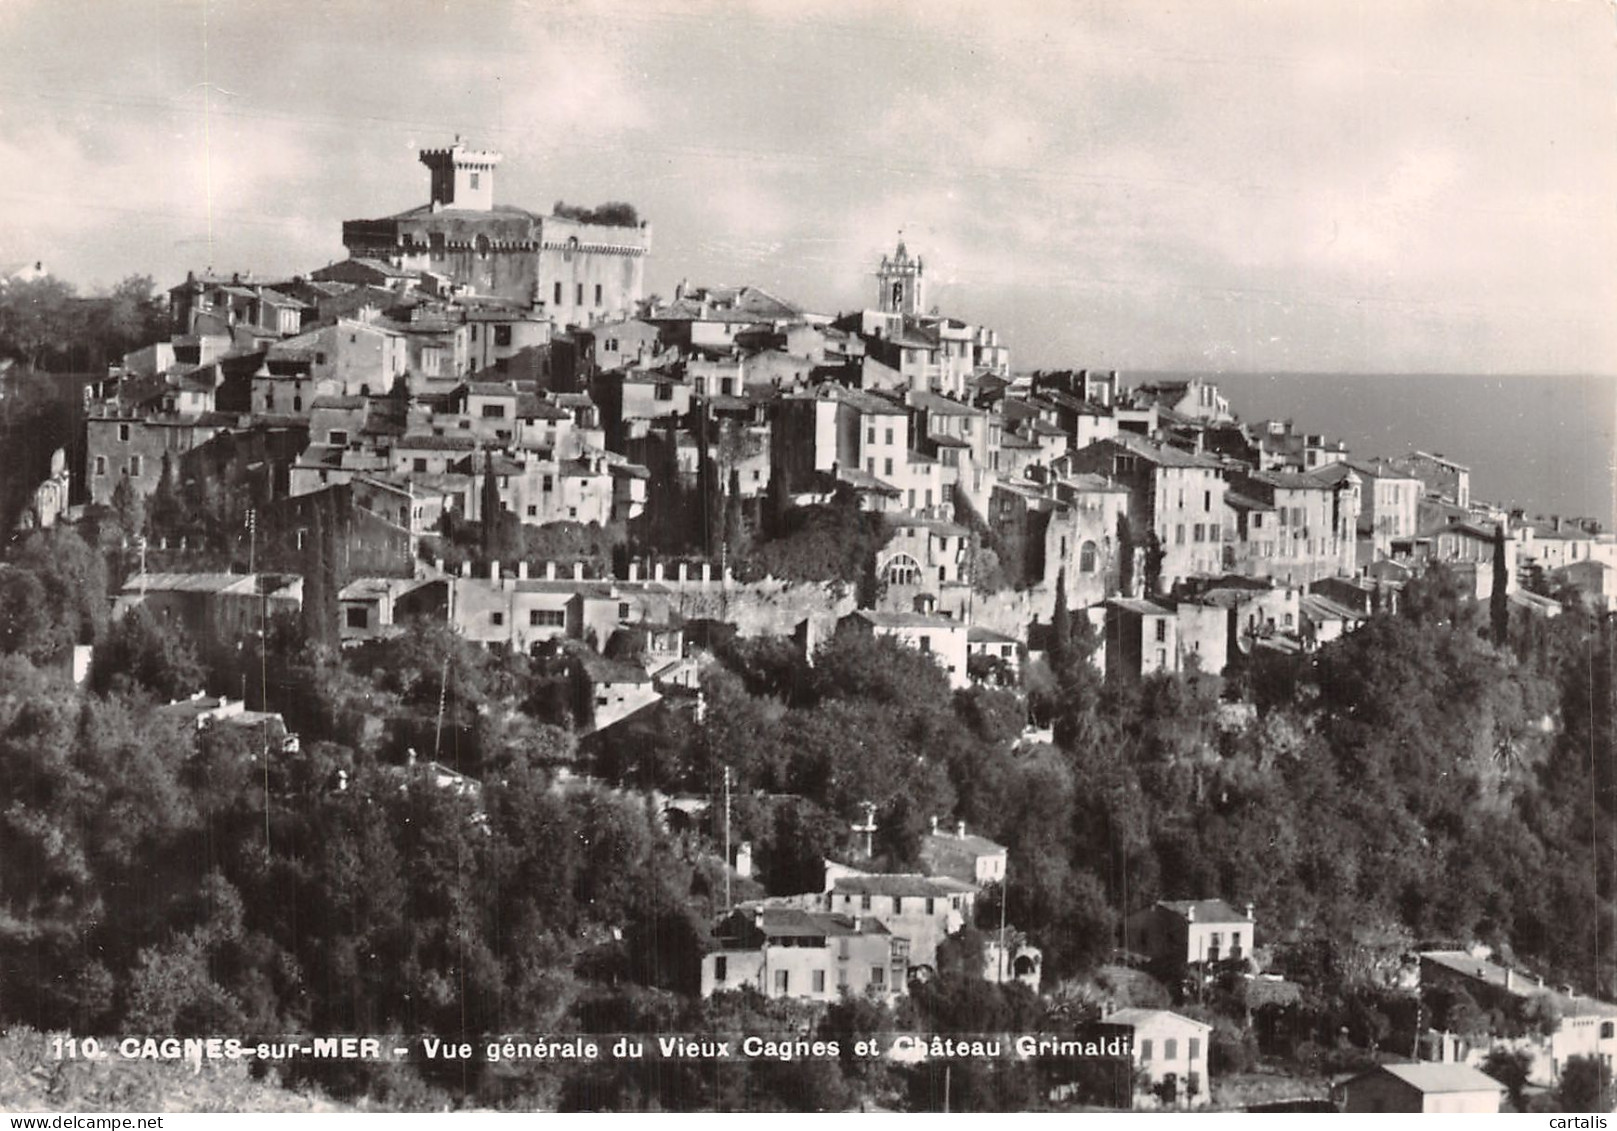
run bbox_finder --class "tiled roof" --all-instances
[909,390,982,417]
[848,610,964,630]
[397,433,477,451]
[966,625,1019,645]
[1155,898,1250,923]
[1107,432,1224,470]
[831,874,962,898]
[1357,1063,1504,1096]
[1103,1008,1212,1031]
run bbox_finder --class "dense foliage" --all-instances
[0,513,1612,1109]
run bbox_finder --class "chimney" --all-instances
[1185,906,1196,923]
[1244,902,1255,920]
[460,561,471,578]
[930,816,939,836]
[490,560,501,582]
[518,561,529,580]
[434,557,444,575]
[546,562,557,580]
[628,562,640,582]
[573,562,584,580]
[956,820,967,839]
[1506,969,1516,992]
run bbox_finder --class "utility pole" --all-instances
[433,654,449,761]
[723,765,732,913]
[998,862,1008,984]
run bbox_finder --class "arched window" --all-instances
[883,553,922,586]
[1078,540,1098,573]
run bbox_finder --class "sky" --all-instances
[2,0,1616,380]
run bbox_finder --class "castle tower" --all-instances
[877,236,925,316]
[418,138,503,212]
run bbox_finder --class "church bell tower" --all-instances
[876,237,925,316]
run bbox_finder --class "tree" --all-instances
[1143,530,1165,596]
[481,449,500,560]
[0,275,78,370]
[301,502,338,650]
[109,474,144,542]
[88,605,203,699]
[1051,567,1071,670]
[1481,1047,1532,1111]
[1557,1054,1612,1112]
[1117,513,1137,597]
[1491,523,1509,646]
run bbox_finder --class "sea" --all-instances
[1133,372,1617,530]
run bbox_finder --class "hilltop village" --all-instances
[1,144,1615,1113]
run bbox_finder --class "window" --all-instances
[714,957,727,983]
[413,458,428,472]
[1175,524,1185,545]
[1140,1040,1153,1062]
[837,968,848,987]
[469,172,480,190]
[926,898,935,915]
[1155,619,1168,643]
[530,609,565,627]
[542,475,554,492]
[494,324,512,347]
[128,456,142,477]
[594,284,602,306]
[618,602,630,620]
[316,351,327,365]
[1252,513,1263,529]
[1164,1039,1178,1060]
[346,607,368,629]
[774,970,788,994]
[860,894,872,911]
[918,635,931,653]
[576,283,584,306]
[94,456,107,476]
[553,282,563,306]
[482,404,508,419]
[118,424,131,442]
[867,426,876,444]
[329,430,349,446]
[293,395,302,412]
[812,970,826,993]
[526,504,537,517]
[490,611,505,626]
[884,458,894,476]
[892,897,903,914]
[1079,541,1098,572]
[655,384,673,402]
[870,966,885,988]
[1603,1022,1615,1039]
[1157,648,1167,667]
[422,348,442,377]
[1204,490,1212,512]
[885,427,894,445]
[1189,1038,1201,1060]
[1193,523,1204,543]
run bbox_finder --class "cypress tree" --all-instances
[1491,522,1510,646]
[480,449,500,561]
[302,501,330,648]
[1051,566,1071,670]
